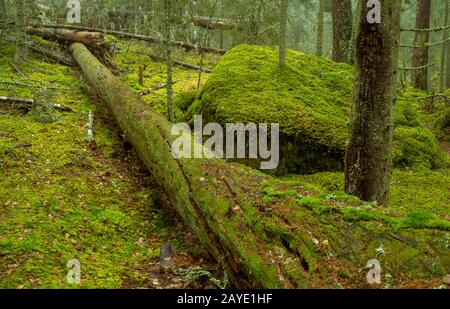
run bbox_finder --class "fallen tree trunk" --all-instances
[26,26,106,49]
[70,42,450,288]
[37,24,228,54]
[139,80,179,96]
[142,52,213,73]
[186,16,241,30]
[29,40,77,67]
[0,96,73,112]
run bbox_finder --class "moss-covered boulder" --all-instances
[192,45,448,173]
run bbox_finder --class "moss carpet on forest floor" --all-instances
[0,43,222,288]
[1,40,449,288]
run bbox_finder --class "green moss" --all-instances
[0,43,206,288]
[392,126,449,169]
[197,44,448,173]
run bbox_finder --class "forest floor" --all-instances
[0,39,449,288]
[0,42,223,288]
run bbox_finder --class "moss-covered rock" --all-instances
[195,44,448,173]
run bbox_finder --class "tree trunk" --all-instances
[347,0,362,65]
[331,0,353,63]
[411,0,431,91]
[0,0,7,21]
[447,29,450,90]
[164,0,175,122]
[69,42,449,288]
[279,0,288,66]
[14,0,28,65]
[345,0,401,206]
[315,0,325,56]
[441,1,449,92]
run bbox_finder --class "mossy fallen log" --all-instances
[27,26,106,49]
[70,42,449,288]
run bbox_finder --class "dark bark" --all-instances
[315,0,325,56]
[279,0,288,66]
[164,0,175,122]
[331,0,353,63]
[345,0,401,206]
[0,0,7,21]
[411,0,432,91]
[443,1,450,91]
[15,0,28,65]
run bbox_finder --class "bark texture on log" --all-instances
[70,42,450,288]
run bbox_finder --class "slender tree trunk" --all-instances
[219,3,224,49]
[411,0,431,91]
[345,0,401,206]
[347,0,362,64]
[447,26,450,89]
[14,0,28,65]
[331,0,353,63]
[164,0,175,122]
[279,0,288,66]
[315,0,325,56]
[0,0,7,21]
[440,0,449,92]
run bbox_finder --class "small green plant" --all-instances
[178,266,229,289]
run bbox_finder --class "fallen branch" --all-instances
[29,40,77,67]
[398,62,437,70]
[36,24,228,54]
[401,25,450,32]
[400,38,450,48]
[139,80,179,96]
[0,80,73,91]
[26,26,106,50]
[0,96,33,104]
[186,16,241,30]
[0,96,73,111]
[399,93,450,103]
[141,52,213,73]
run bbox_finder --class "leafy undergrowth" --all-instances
[0,43,223,288]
